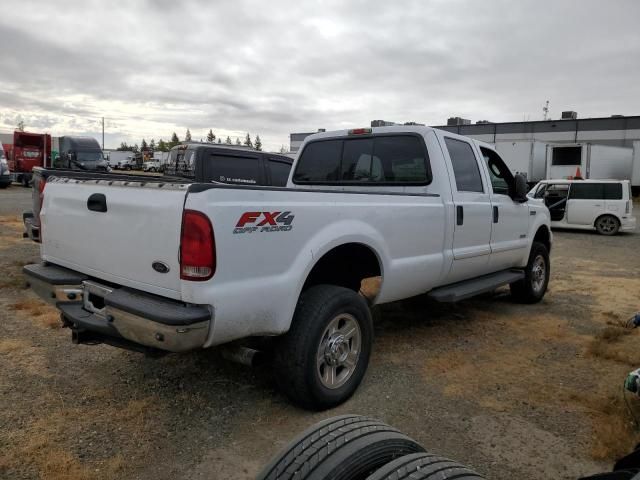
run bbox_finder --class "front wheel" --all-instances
[510,241,550,304]
[274,284,373,410]
[595,215,620,236]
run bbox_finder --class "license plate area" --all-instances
[82,280,113,317]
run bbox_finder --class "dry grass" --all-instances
[566,391,640,461]
[0,395,157,480]
[0,338,29,354]
[10,300,62,329]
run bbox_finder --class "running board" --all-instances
[428,269,525,303]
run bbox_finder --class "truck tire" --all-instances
[256,415,424,480]
[365,452,484,480]
[510,241,549,304]
[595,214,620,236]
[274,284,373,410]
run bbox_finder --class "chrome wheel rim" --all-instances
[598,217,617,234]
[531,254,546,293]
[316,313,361,389]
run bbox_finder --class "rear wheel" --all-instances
[365,452,484,480]
[595,215,620,236]
[274,284,373,410]
[510,241,549,304]
[256,415,424,480]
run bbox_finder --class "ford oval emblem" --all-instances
[152,261,170,274]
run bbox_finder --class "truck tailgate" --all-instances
[41,179,188,300]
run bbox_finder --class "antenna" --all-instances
[542,100,550,121]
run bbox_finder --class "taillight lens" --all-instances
[180,210,215,281]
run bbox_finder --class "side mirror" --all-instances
[513,174,528,202]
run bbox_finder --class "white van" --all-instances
[529,179,636,235]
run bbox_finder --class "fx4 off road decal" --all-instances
[233,211,294,234]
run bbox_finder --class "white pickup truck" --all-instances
[24,126,552,409]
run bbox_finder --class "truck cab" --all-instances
[54,136,109,172]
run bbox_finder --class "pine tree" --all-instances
[185,129,192,142]
[206,129,215,142]
[235,137,242,145]
[217,138,222,144]
[157,139,167,152]
[225,136,232,145]
[244,133,253,148]
[141,138,148,151]
[132,143,139,153]
[149,139,156,151]
[254,135,262,151]
[170,132,180,149]
[17,120,25,131]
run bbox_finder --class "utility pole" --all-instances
[542,100,550,121]
[101,117,105,149]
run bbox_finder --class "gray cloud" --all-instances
[0,0,639,150]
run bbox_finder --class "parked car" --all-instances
[23,126,551,409]
[164,142,293,186]
[529,179,636,235]
[0,143,11,189]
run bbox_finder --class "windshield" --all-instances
[76,151,104,162]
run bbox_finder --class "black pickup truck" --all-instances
[23,143,294,242]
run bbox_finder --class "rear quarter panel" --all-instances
[184,187,447,346]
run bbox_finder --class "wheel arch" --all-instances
[533,224,551,253]
[302,242,384,301]
[594,212,621,228]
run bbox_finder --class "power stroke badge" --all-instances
[233,211,295,234]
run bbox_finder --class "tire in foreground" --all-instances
[365,452,484,480]
[256,415,425,480]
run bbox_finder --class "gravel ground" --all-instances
[1,185,639,480]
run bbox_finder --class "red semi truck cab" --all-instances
[8,131,52,186]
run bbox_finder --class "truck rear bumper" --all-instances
[23,263,211,353]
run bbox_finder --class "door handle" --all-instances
[456,206,464,226]
[493,206,499,223]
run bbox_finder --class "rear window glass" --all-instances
[604,183,623,200]
[166,148,196,176]
[293,135,429,184]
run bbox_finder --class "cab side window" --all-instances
[444,138,484,193]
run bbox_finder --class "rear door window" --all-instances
[293,135,430,184]
[444,138,484,193]
[202,153,262,185]
[569,183,604,200]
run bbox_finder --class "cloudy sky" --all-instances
[1,0,639,151]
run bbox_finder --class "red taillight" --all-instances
[180,210,216,281]
[348,128,372,135]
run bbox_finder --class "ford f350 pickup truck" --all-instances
[24,126,551,409]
